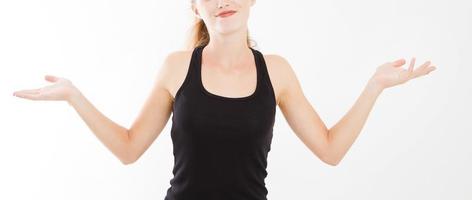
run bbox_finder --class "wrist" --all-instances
[66,86,83,107]
[366,79,384,95]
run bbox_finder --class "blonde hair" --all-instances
[185,1,257,50]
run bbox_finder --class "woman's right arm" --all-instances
[67,88,133,164]
[67,53,177,165]
[14,52,179,165]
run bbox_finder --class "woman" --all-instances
[13,0,437,199]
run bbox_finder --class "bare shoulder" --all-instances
[157,51,296,105]
[156,50,194,102]
[261,53,296,106]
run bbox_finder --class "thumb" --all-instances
[392,58,406,67]
[45,74,59,82]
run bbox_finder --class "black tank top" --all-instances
[164,44,276,200]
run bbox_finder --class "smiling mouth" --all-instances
[217,11,237,18]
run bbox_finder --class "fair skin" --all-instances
[13,0,437,166]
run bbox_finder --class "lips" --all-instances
[216,10,237,17]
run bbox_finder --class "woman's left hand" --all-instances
[369,58,437,90]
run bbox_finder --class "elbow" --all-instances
[120,155,137,165]
[119,135,137,165]
[323,132,340,166]
[119,149,137,165]
[121,159,136,165]
[324,158,340,166]
[321,152,341,166]
[120,147,139,165]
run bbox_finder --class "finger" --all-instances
[426,65,437,74]
[392,58,406,67]
[45,74,59,82]
[13,91,41,100]
[412,60,431,77]
[419,60,431,69]
[408,57,415,72]
[14,88,41,95]
[412,64,436,79]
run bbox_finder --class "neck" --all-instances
[204,27,251,70]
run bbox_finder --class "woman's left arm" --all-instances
[276,56,436,166]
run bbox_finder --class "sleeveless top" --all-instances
[164,44,277,200]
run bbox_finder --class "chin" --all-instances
[215,23,246,34]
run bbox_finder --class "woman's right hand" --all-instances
[13,75,79,102]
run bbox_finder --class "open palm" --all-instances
[13,75,77,101]
[370,58,437,89]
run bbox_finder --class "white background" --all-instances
[1,0,471,199]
